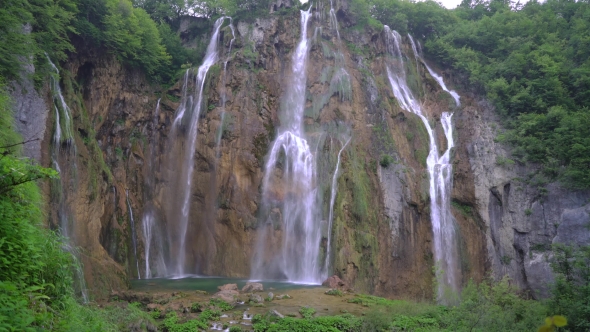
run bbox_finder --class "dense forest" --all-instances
[1,0,590,330]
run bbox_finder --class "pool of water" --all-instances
[130,276,320,294]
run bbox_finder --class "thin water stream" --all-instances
[47,56,88,302]
[164,17,230,277]
[384,27,460,301]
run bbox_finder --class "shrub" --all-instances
[380,154,395,168]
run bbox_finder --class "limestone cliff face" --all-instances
[17,0,588,300]
[457,96,590,298]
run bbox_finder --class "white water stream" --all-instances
[47,56,88,302]
[324,137,351,273]
[253,7,321,283]
[168,17,229,277]
[126,189,141,279]
[384,26,460,301]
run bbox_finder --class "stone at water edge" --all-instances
[267,292,274,300]
[322,275,349,290]
[249,293,264,303]
[241,282,264,292]
[218,283,239,291]
[212,289,239,303]
[269,309,284,318]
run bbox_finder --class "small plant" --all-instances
[190,302,202,313]
[115,147,124,159]
[252,314,263,324]
[380,154,395,168]
[229,326,242,332]
[500,255,512,265]
[525,208,533,216]
[209,298,233,311]
[150,309,162,319]
[496,156,515,167]
[325,289,343,296]
[299,306,316,319]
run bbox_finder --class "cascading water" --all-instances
[47,56,88,302]
[126,189,140,279]
[215,19,236,156]
[408,35,460,106]
[141,98,167,279]
[323,137,350,274]
[384,26,460,301]
[252,7,322,283]
[163,17,229,277]
[328,0,340,40]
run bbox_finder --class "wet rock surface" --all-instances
[241,282,264,292]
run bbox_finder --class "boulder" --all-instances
[269,309,284,318]
[217,283,239,291]
[249,293,264,303]
[241,282,264,292]
[322,275,348,290]
[212,290,239,303]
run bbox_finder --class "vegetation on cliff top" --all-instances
[351,0,590,189]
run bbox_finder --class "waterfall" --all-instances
[141,98,167,279]
[408,34,460,107]
[329,0,340,40]
[46,56,88,302]
[164,17,229,277]
[384,26,460,301]
[323,137,351,275]
[47,55,74,144]
[215,19,236,156]
[126,189,140,279]
[252,7,321,283]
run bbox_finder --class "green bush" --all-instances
[298,306,316,319]
[325,289,344,296]
[379,154,395,168]
[548,244,590,332]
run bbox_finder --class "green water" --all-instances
[130,277,320,294]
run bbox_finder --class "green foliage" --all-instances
[0,85,117,331]
[298,306,316,319]
[548,244,590,332]
[209,298,233,311]
[418,0,590,188]
[324,289,343,296]
[0,0,76,81]
[190,302,202,312]
[251,313,362,332]
[379,154,394,168]
[496,156,515,167]
[451,201,473,217]
[162,311,208,332]
[101,0,170,75]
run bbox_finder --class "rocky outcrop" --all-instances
[242,282,264,292]
[9,63,49,162]
[457,96,590,298]
[322,275,349,290]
